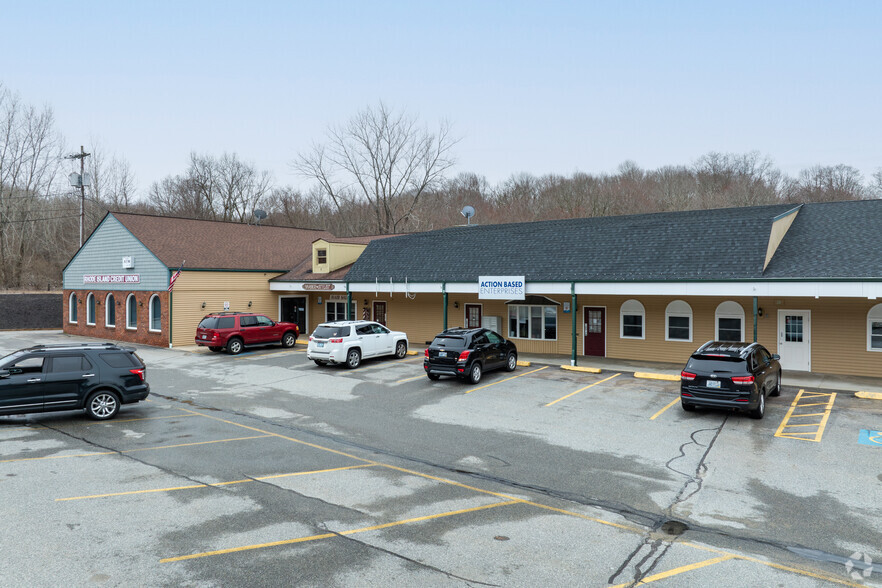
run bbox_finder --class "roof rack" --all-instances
[26,342,119,352]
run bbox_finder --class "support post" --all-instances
[346,284,352,321]
[753,296,758,342]
[571,282,577,366]
[442,282,448,331]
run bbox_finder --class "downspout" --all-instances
[346,283,352,321]
[753,296,758,343]
[571,282,577,366]
[442,282,448,331]
[168,267,174,348]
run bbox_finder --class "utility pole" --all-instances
[65,146,91,247]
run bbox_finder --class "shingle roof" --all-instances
[762,200,882,278]
[271,258,353,282]
[345,201,882,282]
[111,213,333,271]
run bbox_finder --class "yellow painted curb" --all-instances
[634,372,680,382]
[406,350,420,356]
[516,360,531,367]
[560,365,602,374]
[855,391,882,400]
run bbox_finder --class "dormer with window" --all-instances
[311,239,369,274]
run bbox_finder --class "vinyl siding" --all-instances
[63,215,167,290]
[170,271,283,347]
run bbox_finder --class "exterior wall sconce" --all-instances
[201,302,206,308]
[248,301,252,307]
[757,308,764,317]
[454,301,459,309]
[139,300,143,307]
[364,299,369,306]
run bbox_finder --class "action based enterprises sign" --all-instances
[479,276,525,300]
[83,274,140,284]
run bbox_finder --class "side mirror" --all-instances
[771,354,780,360]
[0,369,10,379]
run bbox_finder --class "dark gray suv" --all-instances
[0,343,149,420]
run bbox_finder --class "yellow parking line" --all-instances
[545,373,621,407]
[650,397,681,420]
[57,464,375,501]
[609,555,736,587]
[774,390,837,442]
[395,374,427,384]
[463,366,549,394]
[85,413,198,425]
[1,434,272,464]
[161,500,519,562]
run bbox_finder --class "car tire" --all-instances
[394,341,407,359]
[226,338,244,355]
[208,346,222,352]
[314,360,327,366]
[770,371,782,397]
[85,390,120,420]
[281,332,297,348]
[346,348,361,369]
[467,362,482,384]
[681,400,696,412]
[504,352,517,372]
[750,393,765,419]
[427,373,440,381]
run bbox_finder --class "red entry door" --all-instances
[465,304,482,328]
[373,301,387,325]
[584,307,605,356]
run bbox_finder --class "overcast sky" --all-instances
[3,1,881,195]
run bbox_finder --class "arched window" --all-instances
[665,300,692,342]
[69,293,78,323]
[620,299,645,339]
[715,301,745,342]
[126,294,138,330]
[149,295,161,332]
[86,293,96,325]
[105,293,116,327]
[868,304,882,352]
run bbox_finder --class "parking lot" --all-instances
[2,331,881,587]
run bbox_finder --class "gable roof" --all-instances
[111,212,334,271]
[345,201,882,283]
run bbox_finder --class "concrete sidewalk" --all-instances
[514,352,882,396]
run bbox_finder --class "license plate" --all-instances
[438,351,447,358]
[202,335,207,339]
[706,380,721,388]
[317,342,324,348]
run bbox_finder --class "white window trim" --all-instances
[620,299,645,340]
[69,293,78,324]
[126,294,137,330]
[507,304,559,341]
[149,294,161,333]
[105,293,116,327]
[86,293,96,326]
[715,301,745,341]
[665,300,693,342]
[868,304,882,352]
[326,300,348,322]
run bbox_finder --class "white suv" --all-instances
[307,321,408,368]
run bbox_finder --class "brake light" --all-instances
[129,368,145,381]
[681,392,693,397]
[424,348,429,358]
[457,350,472,361]
[680,371,696,381]
[329,338,343,343]
[732,375,755,385]
[734,398,749,402]
[309,336,314,341]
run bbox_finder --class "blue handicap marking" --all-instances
[858,429,882,447]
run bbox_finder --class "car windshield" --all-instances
[313,325,351,338]
[431,336,466,348]
[198,317,219,329]
[686,356,745,373]
[0,350,26,369]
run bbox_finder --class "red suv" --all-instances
[195,312,300,354]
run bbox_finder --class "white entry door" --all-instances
[777,310,811,372]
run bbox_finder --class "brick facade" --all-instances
[63,289,169,347]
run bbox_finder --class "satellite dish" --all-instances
[460,205,476,225]
[253,209,267,225]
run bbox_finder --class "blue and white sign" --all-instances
[479,276,525,300]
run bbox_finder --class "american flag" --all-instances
[167,262,184,292]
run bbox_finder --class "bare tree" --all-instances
[294,102,458,234]
[782,164,866,203]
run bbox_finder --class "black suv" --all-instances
[680,341,781,419]
[0,343,149,420]
[424,328,518,384]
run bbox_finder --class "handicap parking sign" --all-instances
[858,429,882,447]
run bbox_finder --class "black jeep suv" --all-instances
[424,328,518,384]
[680,341,781,419]
[0,343,149,420]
